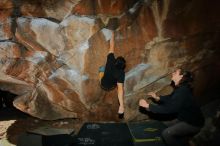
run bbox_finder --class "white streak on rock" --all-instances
[78,40,89,53]
[66,69,81,83]
[60,15,95,27]
[17,17,27,25]
[30,18,65,55]
[26,51,48,64]
[101,29,112,41]
[126,63,151,79]
[129,1,140,14]
[82,75,89,81]
[31,18,59,28]
[151,0,170,38]
[125,63,151,94]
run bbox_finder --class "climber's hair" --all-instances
[179,69,194,85]
[170,68,194,89]
[115,56,126,70]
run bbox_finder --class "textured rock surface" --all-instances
[0,1,13,40]
[0,0,220,121]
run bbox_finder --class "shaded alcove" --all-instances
[0,89,28,120]
[0,90,15,109]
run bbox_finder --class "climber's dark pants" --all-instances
[162,120,201,146]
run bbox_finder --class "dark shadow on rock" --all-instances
[0,108,28,121]
[11,0,22,41]
[0,89,28,121]
[6,119,32,145]
[0,90,16,109]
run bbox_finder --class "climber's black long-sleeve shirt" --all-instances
[149,84,204,127]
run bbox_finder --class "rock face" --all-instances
[0,0,220,121]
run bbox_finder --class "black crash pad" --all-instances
[74,122,134,146]
[128,120,167,146]
[17,133,75,146]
